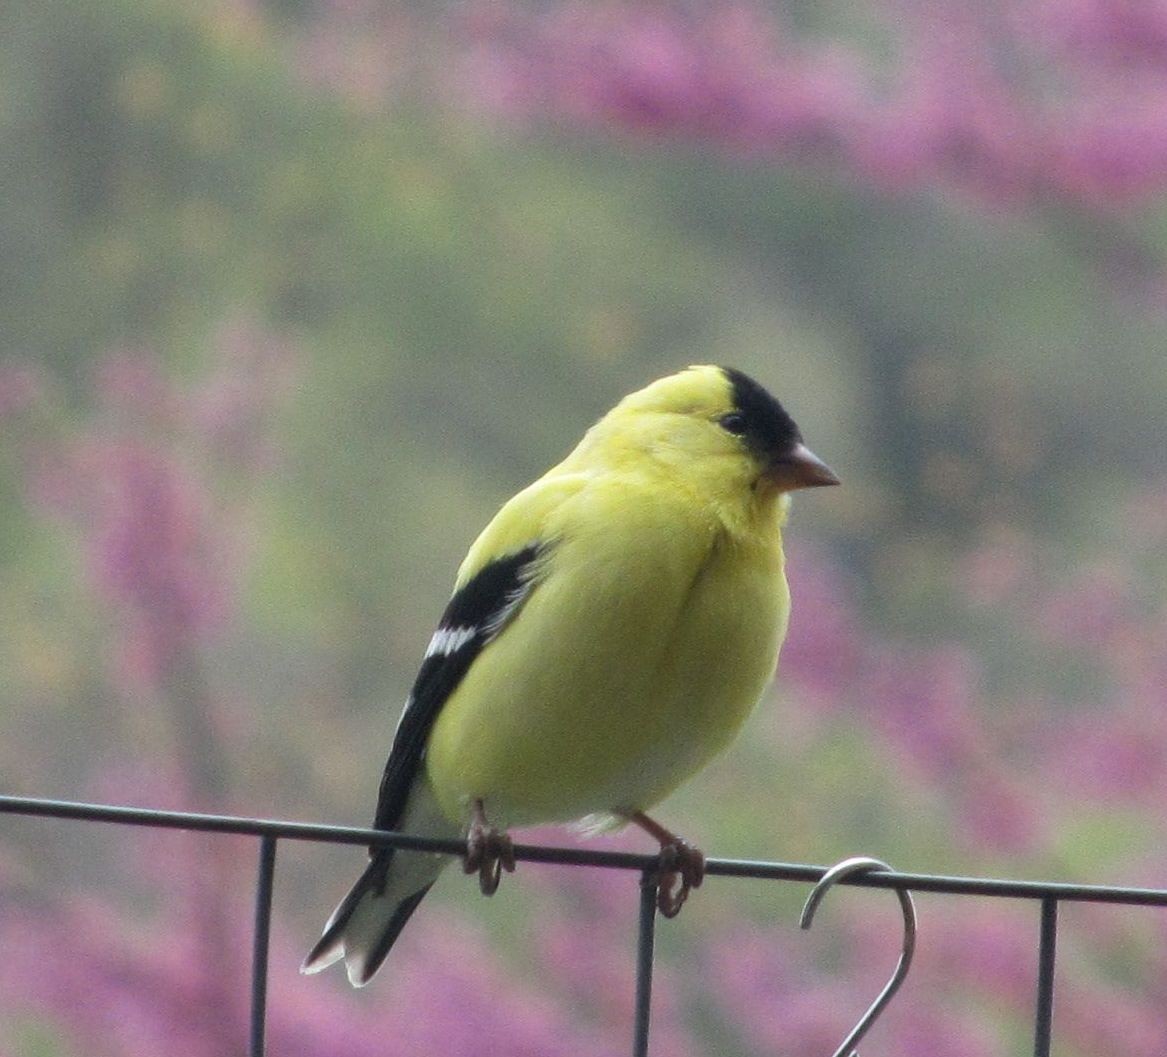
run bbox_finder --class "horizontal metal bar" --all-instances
[0,794,653,865]
[707,858,1167,907]
[4,793,1167,907]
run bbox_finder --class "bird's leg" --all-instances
[627,811,705,918]
[463,798,515,896]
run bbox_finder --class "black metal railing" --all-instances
[4,793,1167,1057]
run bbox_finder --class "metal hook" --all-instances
[799,856,917,1057]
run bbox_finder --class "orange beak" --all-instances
[764,443,840,491]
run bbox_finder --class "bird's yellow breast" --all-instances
[424,475,789,827]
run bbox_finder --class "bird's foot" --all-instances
[628,811,705,918]
[463,799,515,896]
[655,838,705,918]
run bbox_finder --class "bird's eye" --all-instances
[719,412,748,435]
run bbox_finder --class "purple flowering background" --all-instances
[3,1,1167,1054]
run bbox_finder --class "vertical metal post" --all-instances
[633,871,658,1057]
[250,836,278,1057]
[1034,897,1058,1057]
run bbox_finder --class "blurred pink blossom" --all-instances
[415,0,1167,208]
[86,440,230,688]
[702,919,1003,1057]
[879,1005,1000,1057]
[456,3,864,153]
[368,914,629,1057]
[1040,710,1167,803]
[865,644,983,779]
[954,529,1037,608]
[1056,977,1167,1055]
[912,906,1038,1005]
[703,925,851,1053]
[31,431,230,698]
[957,767,1043,852]
[783,546,866,701]
[94,351,178,424]
[1031,562,1133,651]
[295,2,421,109]
[191,319,298,475]
[26,333,293,695]
[1035,0,1167,68]
[0,882,629,1057]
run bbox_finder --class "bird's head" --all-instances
[575,365,838,511]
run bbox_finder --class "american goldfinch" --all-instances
[303,365,837,986]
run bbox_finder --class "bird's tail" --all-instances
[301,843,451,986]
[304,780,459,986]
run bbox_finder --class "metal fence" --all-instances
[4,793,1167,1057]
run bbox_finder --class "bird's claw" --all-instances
[463,819,516,896]
[654,839,705,918]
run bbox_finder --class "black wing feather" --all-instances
[371,544,543,840]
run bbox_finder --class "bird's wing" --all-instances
[371,475,582,838]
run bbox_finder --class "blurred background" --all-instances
[2,0,1166,1053]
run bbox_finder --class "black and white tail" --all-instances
[302,784,457,986]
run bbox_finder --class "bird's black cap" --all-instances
[720,366,802,459]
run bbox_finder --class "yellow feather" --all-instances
[305,364,835,985]
[426,365,793,826]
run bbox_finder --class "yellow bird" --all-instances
[303,365,838,986]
